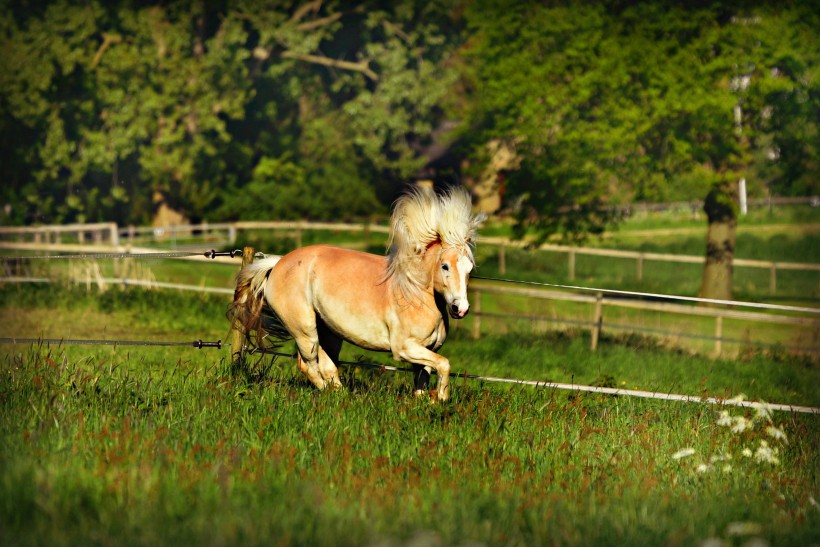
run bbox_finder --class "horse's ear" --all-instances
[418,237,441,255]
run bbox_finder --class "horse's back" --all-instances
[272,244,385,284]
[269,245,393,350]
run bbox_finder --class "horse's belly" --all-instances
[320,311,391,352]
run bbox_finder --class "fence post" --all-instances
[472,290,482,339]
[230,246,256,364]
[636,254,644,282]
[568,250,576,281]
[228,225,237,245]
[498,242,506,276]
[590,292,603,351]
[109,222,119,246]
[713,315,723,357]
[769,263,777,295]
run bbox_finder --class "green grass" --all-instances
[1,285,819,546]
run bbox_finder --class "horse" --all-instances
[229,186,484,401]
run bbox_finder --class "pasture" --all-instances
[1,284,818,546]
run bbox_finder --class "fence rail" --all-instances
[2,272,817,357]
[481,236,820,293]
[467,280,819,356]
[2,220,819,289]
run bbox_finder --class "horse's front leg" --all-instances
[412,365,431,396]
[397,342,451,401]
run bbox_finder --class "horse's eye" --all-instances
[442,264,450,272]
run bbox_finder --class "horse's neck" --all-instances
[417,242,442,291]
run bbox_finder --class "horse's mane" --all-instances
[386,186,483,298]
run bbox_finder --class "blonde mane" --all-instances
[386,186,483,298]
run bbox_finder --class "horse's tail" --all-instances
[228,255,288,349]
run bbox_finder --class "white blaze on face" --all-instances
[440,249,473,319]
[448,252,473,318]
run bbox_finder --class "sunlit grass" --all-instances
[1,285,818,545]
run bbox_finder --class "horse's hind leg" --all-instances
[317,323,343,389]
[293,327,342,390]
[291,327,327,389]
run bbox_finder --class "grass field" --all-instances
[1,284,818,546]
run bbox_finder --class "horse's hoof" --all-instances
[413,389,442,403]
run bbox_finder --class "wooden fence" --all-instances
[467,280,820,356]
[481,237,820,294]
[1,272,816,357]
[2,219,818,295]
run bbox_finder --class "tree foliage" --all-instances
[0,0,460,224]
[0,0,817,235]
[460,0,819,240]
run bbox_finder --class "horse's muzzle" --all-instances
[449,304,469,319]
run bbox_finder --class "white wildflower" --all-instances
[731,416,752,433]
[753,403,773,423]
[710,453,731,463]
[742,448,753,458]
[765,425,788,443]
[672,448,696,460]
[696,463,712,473]
[725,521,763,536]
[716,410,733,427]
[727,394,747,403]
[809,496,818,509]
[700,538,725,547]
[754,440,780,465]
[722,464,733,473]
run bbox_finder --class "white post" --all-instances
[738,178,747,215]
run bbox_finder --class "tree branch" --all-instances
[290,1,322,23]
[91,32,122,69]
[281,51,378,81]
[297,12,342,32]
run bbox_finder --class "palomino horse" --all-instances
[229,186,483,401]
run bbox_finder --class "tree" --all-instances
[0,0,463,224]
[460,1,819,299]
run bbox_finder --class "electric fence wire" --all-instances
[245,348,820,415]
[0,337,222,349]
[0,249,256,261]
[471,275,820,315]
[2,245,818,413]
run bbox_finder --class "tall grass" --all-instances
[1,285,818,546]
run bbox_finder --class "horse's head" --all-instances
[434,244,474,319]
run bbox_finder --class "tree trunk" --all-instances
[699,180,738,302]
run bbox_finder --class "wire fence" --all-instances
[2,335,817,414]
[1,245,818,414]
[2,246,818,356]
